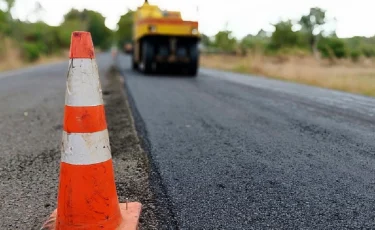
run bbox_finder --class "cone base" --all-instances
[118,203,142,230]
[41,202,142,230]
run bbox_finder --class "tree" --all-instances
[0,9,7,56]
[240,34,255,50]
[1,0,15,36]
[3,0,15,15]
[60,9,113,50]
[240,30,270,51]
[0,10,8,34]
[269,20,299,50]
[63,9,84,21]
[212,30,237,52]
[116,10,134,48]
[200,33,212,47]
[84,10,113,49]
[256,29,268,38]
[299,7,326,56]
[318,35,348,59]
[57,19,86,48]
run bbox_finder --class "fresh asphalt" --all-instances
[1,52,375,229]
[117,54,375,229]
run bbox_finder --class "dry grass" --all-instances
[200,53,375,97]
[0,38,23,71]
[0,38,68,72]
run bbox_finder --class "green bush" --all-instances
[22,42,41,62]
[350,49,361,62]
[269,20,299,50]
[0,10,8,35]
[361,46,375,58]
[318,36,348,59]
[57,20,86,48]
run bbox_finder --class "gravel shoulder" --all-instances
[103,66,175,229]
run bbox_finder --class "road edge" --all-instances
[116,67,180,229]
[102,65,160,229]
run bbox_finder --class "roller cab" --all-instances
[132,0,200,76]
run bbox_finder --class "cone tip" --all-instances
[69,31,95,59]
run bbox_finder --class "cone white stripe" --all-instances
[61,129,112,165]
[65,59,103,107]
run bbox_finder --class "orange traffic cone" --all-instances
[41,31,142,230]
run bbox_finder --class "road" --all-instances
[1,53,375,229]
[117,54,375,229]
[0,53,162,229]
[0,59,70,229]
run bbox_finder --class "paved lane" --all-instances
[118,54,375,229]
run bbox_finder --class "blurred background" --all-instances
[1,0,375,96]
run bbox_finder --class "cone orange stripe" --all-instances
[69,31,95,59]
[56,159,121,229]
[63,105,107,133]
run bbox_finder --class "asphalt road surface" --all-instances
[0,60,70,229]
[117,54,375,229]
[2,52,375,229]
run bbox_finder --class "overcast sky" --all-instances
[6,0,375,39]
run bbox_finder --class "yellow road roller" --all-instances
[131,0,201,76]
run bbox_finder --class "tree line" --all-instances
[1,0,374,63]
[0,0,114,62]
[112,7,375,62]
[201,8,375,62]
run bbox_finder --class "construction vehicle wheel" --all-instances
[187,43,199,76]
[141,40,154,74]
[187,63,198,76]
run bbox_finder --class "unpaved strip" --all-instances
[102,66,168,229]
[118,69,180,229]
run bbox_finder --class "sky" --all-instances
[6,0,375,39]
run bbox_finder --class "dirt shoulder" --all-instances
[102,66,176,229]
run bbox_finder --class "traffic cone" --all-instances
[41,31,142,230]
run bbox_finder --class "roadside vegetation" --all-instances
[0,0,114,71]
[0,0,136,72]
[200,7,375,97]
